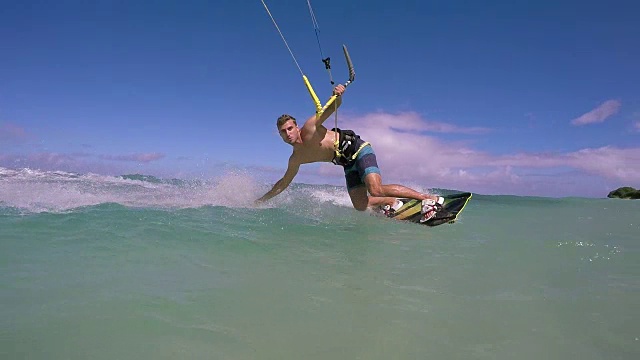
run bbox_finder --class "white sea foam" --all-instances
[0,167,267,212]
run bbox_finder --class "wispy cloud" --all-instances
[0,151,166,176]
[571,99,621,126]
[0,152,106,175]
[352,111,491,135]
[99,153,165,163]
[343,112,490,174]
[2,110,637,197]
[0,123,29,144]
[70,152,93,158]
[632,112,640,132]
[489,147,640,183]
[310,112,640,196]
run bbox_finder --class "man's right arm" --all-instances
[255,156,300,204]
[302,85,345,134]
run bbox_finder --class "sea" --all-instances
[1,167,638,360]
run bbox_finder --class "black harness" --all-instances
[331,128,364,166]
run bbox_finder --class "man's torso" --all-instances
[293,126,337,164]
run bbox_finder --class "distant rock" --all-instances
[607,187,640,199]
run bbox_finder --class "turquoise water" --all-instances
[1,168,639,359]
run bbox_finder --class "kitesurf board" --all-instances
[379,192,472,227]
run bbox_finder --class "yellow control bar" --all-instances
[302,75,323,114]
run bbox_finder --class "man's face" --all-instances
[278,120,300,145]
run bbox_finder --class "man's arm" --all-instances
[255,155,300,204]
[302,84,345,131]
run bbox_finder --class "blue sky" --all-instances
[1,0,638,197]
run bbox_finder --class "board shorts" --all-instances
[343,138,381,190]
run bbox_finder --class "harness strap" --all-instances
[347,141,370,161]
[332,127,370,165]
[333,139,370,164]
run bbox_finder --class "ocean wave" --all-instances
[0,166,355,214]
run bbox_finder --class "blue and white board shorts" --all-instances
[343,141,381,190]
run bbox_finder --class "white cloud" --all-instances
[490,147,640,183]
[310,112,640,196]
[0,151,167,175]
[346,111,491,135]
[99,153,165,163]
[4,111,638,197]
[571,99,621,126]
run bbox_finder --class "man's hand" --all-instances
[333,84,346,96]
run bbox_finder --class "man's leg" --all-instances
[364,173,443,222]
[346,143,438,210]
[345,165,397,211]
[364,173,439,201]
[347,185,369,211]
[348,185,398,211]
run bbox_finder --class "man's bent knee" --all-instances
[351,198,368,211]
[364,173,384,197]
[367,185,385,198]
[349,186,369,211]
[353,203,368,211]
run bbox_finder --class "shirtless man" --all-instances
[255,85,443,219]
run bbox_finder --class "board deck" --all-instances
[378,192,472,227]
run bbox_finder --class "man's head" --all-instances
[277,114,300,145]
[277,114,296,128]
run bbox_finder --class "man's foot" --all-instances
[381,199,403,217]
[419,196,444,223]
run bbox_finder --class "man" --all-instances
[255,84,444,221]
